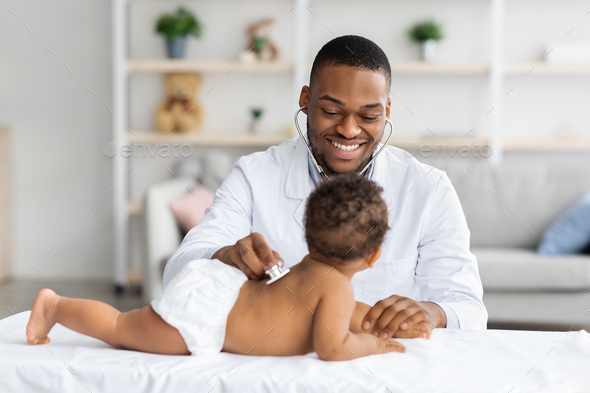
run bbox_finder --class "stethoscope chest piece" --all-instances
[265,264,291,285]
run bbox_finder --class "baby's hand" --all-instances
[393,322,432,339]
[375,337,406,355]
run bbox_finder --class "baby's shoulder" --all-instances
[315,268,354,300]
[289,260,353,301]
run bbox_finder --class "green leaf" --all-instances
[155,7,204,40]
[407,19,444,42]
[251,107,264,119]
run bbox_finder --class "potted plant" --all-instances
[249,107,264,133]
[156,7,204,59]
[407,19,444,62]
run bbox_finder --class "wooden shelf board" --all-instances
[126,132,292,146]
[127,59,294,73]
[127,60,590,76]
[505,62,590,75]
[390,62,489,75]
[127,133,590,151]
[306,61,489,75]
[127,132,489,149]
[502,137,590,151]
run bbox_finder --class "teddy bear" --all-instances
[154,73,204,133]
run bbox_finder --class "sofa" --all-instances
[142,158,590,329]
[422,157,590,330]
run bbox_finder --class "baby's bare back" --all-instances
[223,258,351,356]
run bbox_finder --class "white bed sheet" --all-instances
[0,311,588,393]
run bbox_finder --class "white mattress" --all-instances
[1,311,588,393]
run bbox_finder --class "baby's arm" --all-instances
[26,288,190,355]
[312,284,405,361]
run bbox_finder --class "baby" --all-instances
[26,173,411,360]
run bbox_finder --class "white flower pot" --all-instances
[421,39,437,62]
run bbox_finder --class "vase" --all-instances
[166,36,187,59]
[249,119,260,133]
[420,39,437,62]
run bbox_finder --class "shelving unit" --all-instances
[111,0,312,289]
[111,0,590,289]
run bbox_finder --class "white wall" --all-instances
[1,0,589,280]
[0,0,114,279]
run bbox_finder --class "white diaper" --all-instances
[151,258,248,356]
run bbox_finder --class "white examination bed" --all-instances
[0,311,588,393]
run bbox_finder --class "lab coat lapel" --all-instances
[284,139,394,231]
[285,136,313,231]
[370,143,395,213]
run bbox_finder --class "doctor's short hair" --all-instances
[310,35,392,91]
[303,173,390,262]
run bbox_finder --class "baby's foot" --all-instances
[26,288,59,345]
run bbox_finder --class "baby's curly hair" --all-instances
[304,173,390,262]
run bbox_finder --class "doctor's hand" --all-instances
[212,232,284,280]
[361,295,447,339]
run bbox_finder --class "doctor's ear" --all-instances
[298,86,310,114]
[365,247,382,268]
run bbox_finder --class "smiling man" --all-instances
[164,35,488,339]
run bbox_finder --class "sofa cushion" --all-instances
[473,247,590,290]
[169,184,216,234]
[537,190,590,255]
[418,158,590,248]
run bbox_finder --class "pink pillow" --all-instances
[170,184,216,233]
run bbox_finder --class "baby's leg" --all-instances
[26,288,190,355]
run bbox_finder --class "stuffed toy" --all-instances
[154,73,204,133]
[238,17,279,63]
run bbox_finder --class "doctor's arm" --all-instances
[412,172,488,330]
[361,172,488,338]
[163,158,282,287]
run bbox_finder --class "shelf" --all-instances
[126,132,293,146]
[127,60,590,76]
[390,62,489,75]
[385,136,489,148]
[127,59,294,74]
[504,62,590,75]
[503,137,590,151]
[127,131,487,149]
[307,61,489,75]
[126,133,590,152]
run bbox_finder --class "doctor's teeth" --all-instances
[330,140,360,151]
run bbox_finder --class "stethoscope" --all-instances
[294,106,394,181]
[263,106,395,285]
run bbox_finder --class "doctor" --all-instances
[164,35,487,339]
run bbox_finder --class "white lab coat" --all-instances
[163,136,488,329]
